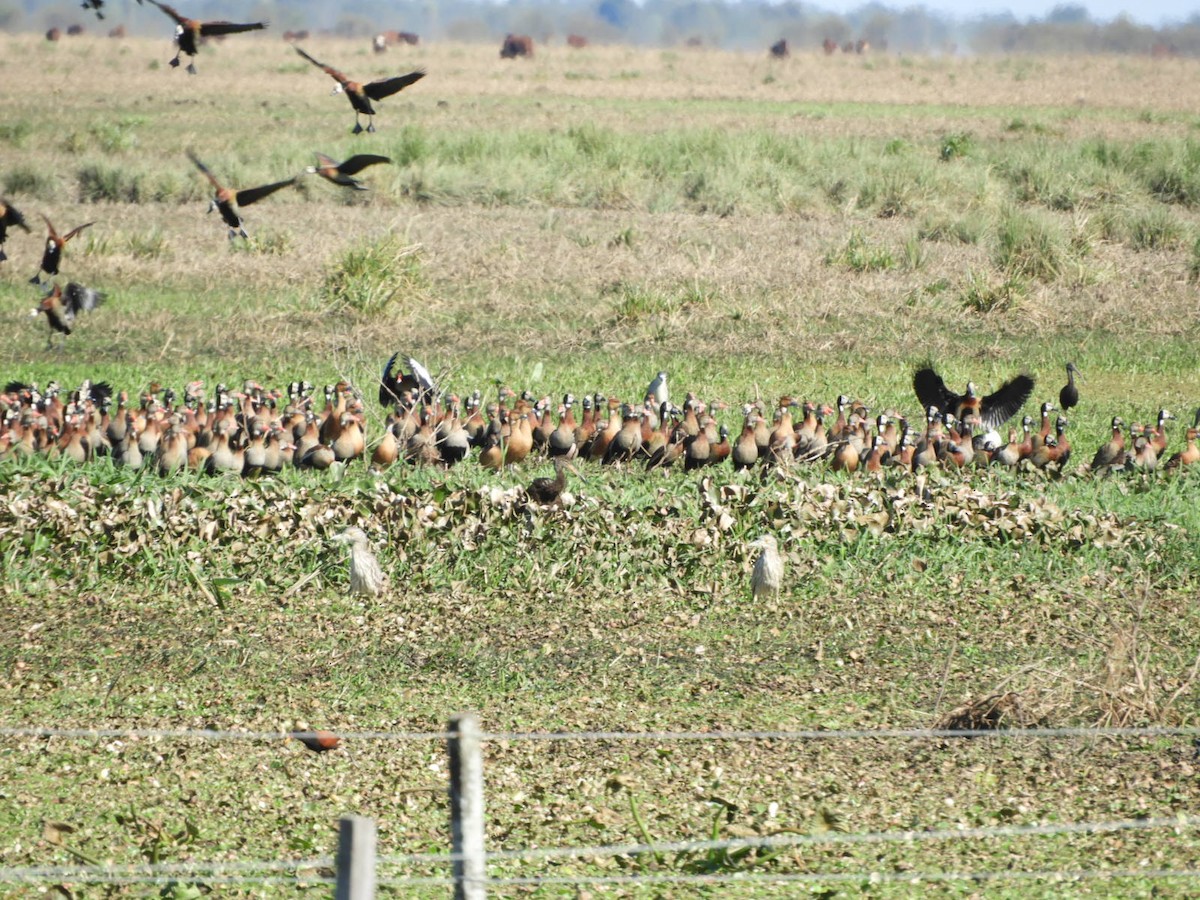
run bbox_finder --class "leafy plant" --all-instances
[824,229,897,272]
[939,131,973,162]
[320,237,426,315]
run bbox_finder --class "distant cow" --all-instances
[282,29,309,43]
[567,34,588,49]
[822,37,837,55]
[375,30,419,52]
[769,38,788,58]
[46,27,62,41]
[855,38,870,54]
[685,36,702,47]
[67,24,85,36]
[500,34,533,58]
[108,24,126,38]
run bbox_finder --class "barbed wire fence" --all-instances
[1,717,1198,897]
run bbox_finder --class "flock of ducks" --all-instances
[0,362,1196,497]
[2,1,427,346]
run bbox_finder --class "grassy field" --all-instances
[2,31,1200,897]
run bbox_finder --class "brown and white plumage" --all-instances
[187,151,294,239]
[303,153,392,190]
[913,365,1034,432]
[143,0,266,73]
[295,46,425,133]
[30,215,94,285]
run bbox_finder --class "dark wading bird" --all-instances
[187,151,294,240]
[294,46,425,134]
[527,457,583,506]
[82,0,105,18]
[30,215,94,285]
[303,153,391,191]
[0,198,31,262]
[379,354,436,406]
[1059,362,1080,411]
[913,365,1035,432]
[142,0,267,74]
[31,282,105,350]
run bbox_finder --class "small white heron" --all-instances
[750,534,783,601]
[332,527,387,597]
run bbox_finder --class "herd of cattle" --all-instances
[42,18,876,60]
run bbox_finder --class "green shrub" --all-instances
[994,208,1064,281]
[824,230,897,272]
[320,237,426,315]
[939,132,972,162]
[959,271,1026,313]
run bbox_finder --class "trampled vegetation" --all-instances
[1,35,1199,896]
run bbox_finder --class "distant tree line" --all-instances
[7,0,1200,56]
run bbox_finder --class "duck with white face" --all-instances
[143,0,267,75]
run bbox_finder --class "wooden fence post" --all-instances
[448,713,486,899]
[335,815,377,900]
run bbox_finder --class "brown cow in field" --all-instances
[855,38,870,54]
[769,38,788,58]
[46,27,62,41]
[822,37,837,55]
[67,24,85,36]
[375,30,419,52]
[500,34,534,58]
[108,24,126,38]
[282,30,310,43]
[567,34,588,48]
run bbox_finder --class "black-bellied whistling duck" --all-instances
[1129,425,1158,472]
[682,425,711,471]
[143,0,267,74]
[863,433,890,472]
[994,427,1021,467]
[294,47,425,134]
[1052,416,1071,468]
[767,400,796,464]
[1150,408,1176,456]
[407,407,441,465]
[1014,415,1035,460]
[1090,416,1125,472]
[379,354,436,406]
[732,407,759,470]
[30,216,94,285]
[1032,401,1055,451]
[1164,426,1199,471]
[590,398,622,461]
[31,283,105,350]
[1059,362,1080,411]
[187,151,293,240]
[332,411,365,462]
[205,420,243,475]
[0,198,30,262]
[478,419,503,470]
[303,153,392,190]
[603,405,642,465]
[911,407,941,471]
[155,416,189,475]
[527,458,582,506]
[710,425,731,466]
[371,422,400,469]
[913,365,1034,431]
[548,397,578,459]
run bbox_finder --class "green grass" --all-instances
[2,36,1200,897]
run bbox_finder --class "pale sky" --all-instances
[816,0,1197,26]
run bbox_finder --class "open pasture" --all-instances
[2,31,1200,896]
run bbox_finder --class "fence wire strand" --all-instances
[2,724,1199,743]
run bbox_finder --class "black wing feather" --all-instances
[234,178,296,207]
[912,366,959,415]
[199,21,267,37]
[337,154,392,176]
[363,70,425,101]
[979,375,1034,431]
[380,353,401,407]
